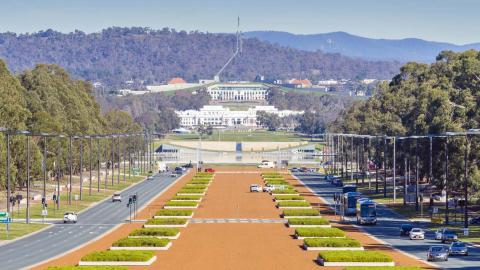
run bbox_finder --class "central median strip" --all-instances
[79,250,157,266]
[295,227,346,239]
[129,228,180,239]
[111,237,172,250]
[316,250,394,267]
[303,237,364,251]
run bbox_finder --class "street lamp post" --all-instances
[26,134,30,224]
[445,136,449,225]
[79,137,84,200]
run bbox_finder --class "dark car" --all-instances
[449,241,468,256]
[332,178,343,187]
[441,230,458,243]
[182,163,193,168]
[174,167,184,174]
[290,167,299,172]
[469,216,480,225]
[400,224,414,236]
[427,245,449,261]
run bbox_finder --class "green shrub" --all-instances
[113,237,170,247]
[129,228,179,237]
[189,180,210,184]
[288,218,329,225]
[295,228,345,238]
[343,267,422,270]
[47,267,128,270]
[304,237,361,247]
[145,218,188,225]
[164,201,198,207]
[177,189,205,194]
[277,201,311,207]
[180,185,206,190]
[318,251,393,262]
[155,209,193,216]
[81,250,155,262]
[274,195,305,201]
[283,209,320,216]
[271,189,298,194]
[171,195,202,200]
[195,172,213,176]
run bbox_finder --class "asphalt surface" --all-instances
[0,172,183,270]
[294,172,480,270]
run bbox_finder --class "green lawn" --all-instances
[0,222,49,240]
[164,130,305,142]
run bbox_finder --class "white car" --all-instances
[435,228,446,240]
[263,185,274,192]
[63,212,78,223]
[112,193,122,202]
[250,184,262,192]
[409,228,425,240]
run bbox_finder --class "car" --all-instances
[469,216,480,224]
[250,184,262,192]
[409,228,425,240]
[147,175,154,180]
[63,212,78,223]
[290,167,299,172]
[204,168,215,173]
[263,185,274,192]
[400,224,414,236]
[299,167,308,172]
[307,168,316,173]
[441,229,458,243]
[449,241,468,256]
[112,193,122,202]
[427,245,449,261]
[174,167,184,174]
[435,228,446,240]
[182,163,193,168]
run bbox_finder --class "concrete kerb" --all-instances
[290,173,439,269]
[26,171,190,270]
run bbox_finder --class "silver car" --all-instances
[409,228,425,240]
[427,245,449,261]
[450,242,468,256]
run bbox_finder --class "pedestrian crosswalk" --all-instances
[190,218,286,224]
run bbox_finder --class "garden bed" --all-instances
[316,251,394,267]
[171,195,202,202]
[79,250,156,266]
[144,218,189,228]
[277,201,312,209]
[287,218,330,228]
[282,209,321,218]
[47,266,128,270]
[304,237,363,251]
[295,228,346,239]
[343,267,422,270]
[271,190,299,195]
[164,201,199,209]
[274,195,305,201]
[111,237,172,250]
[129,228,180,239]
[154,209,193,218]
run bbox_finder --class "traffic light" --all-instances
[127,197,133,207]
[132,194,137,203]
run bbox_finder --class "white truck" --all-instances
[257,160,275,168]
[156,161,167,173]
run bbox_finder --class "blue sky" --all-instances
[0,0,478,44]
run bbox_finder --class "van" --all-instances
[258,160,275,168]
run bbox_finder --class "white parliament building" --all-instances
[206,83,269,101]
[176,105,303,128]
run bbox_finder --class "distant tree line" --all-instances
[0,27,401,88]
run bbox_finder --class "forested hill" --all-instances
[0,27,401,88]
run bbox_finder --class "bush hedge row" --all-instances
[113,237,170,247]
[318,251,393,262]
[343,267,422,270]
[81,250,155,262]
[274,195,305,201]
[288,218,329,225]
[145,218,188,225]
[277,201,311,207]
[282,209,320,216]
[177,189,205,194]
[130,228,179,237]
[47,267,128,270]
[295,228,345,238]
[155,209,193,216]
[304,237,361,248]
[271,189,298,194]
[171,195,202,200]
[179,185,206,190]
[165,201,198,207]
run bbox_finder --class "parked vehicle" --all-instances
[400,224,414,236]
[204,168,215,173]
[63,212,78,223]
[449,241,468,256]
[112,193,122,202]
[250,184,262,192]
[441,230,458,243]
[435,228,446,240]
[258,160,275,168]
[427,246,449,261]
[409,228,425,240]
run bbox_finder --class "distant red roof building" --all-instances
[289,78,312,88]
[168,77,187,84]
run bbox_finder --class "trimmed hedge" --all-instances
[295,228,345,238]
[195,173,213,176]
[180,185,206,190]
[271,189,298,194]
[283,209,320,216]
[113,237,170,247]
[304,237,361,248]
[81,250,155,262]
[47,267,128,270]
[145,218,188,225]
[177,189,205,194]
[171,195,202,200]
[288,218,329,225]
[130,228,179,237]
[274,195,305,201]
[155,209,193,216]
[343,267,423,270]
[277,201,311,207]
[165,201,198,207]
[188,180,210,184]
[318,251,393,262]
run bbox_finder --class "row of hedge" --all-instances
[274,195,305,201]
[304,237,361,248]
[164,201,198,207]
[277,201,311,207]
[113,237,170,247]
[130,228,179,237]
[155,209,193,216]
[283,209,320,217]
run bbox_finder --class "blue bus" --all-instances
[357,199,377,225]
[342,192,361,216]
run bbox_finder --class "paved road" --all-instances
[294,173,480,270]
[0,172,183,270]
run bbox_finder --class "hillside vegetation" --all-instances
[0,28,401,88]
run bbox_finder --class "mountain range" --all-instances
[245,31,480,62]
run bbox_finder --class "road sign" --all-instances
[74,195,79,201]
[0,218,11,224]
[0,212,11,224]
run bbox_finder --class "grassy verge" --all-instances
[145,218,188,225]
[318,251,393,262]
[343,267,422,270]
[277,201,311,207]
[304,237,361,248]
[272,189,298,195]
[283,209,320,217]
[47,266,128,270]
[113,237,170,247]
[130,228,179,237]
[164,201,198,207]
[155,209,193,216]
[274,195,305,201]
[81,250,155,262]
[0,222,48,240]
[171,195,202,201]
[295,228,346,238]
[288,218,329,225]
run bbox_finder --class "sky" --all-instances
[0,0,478,44]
